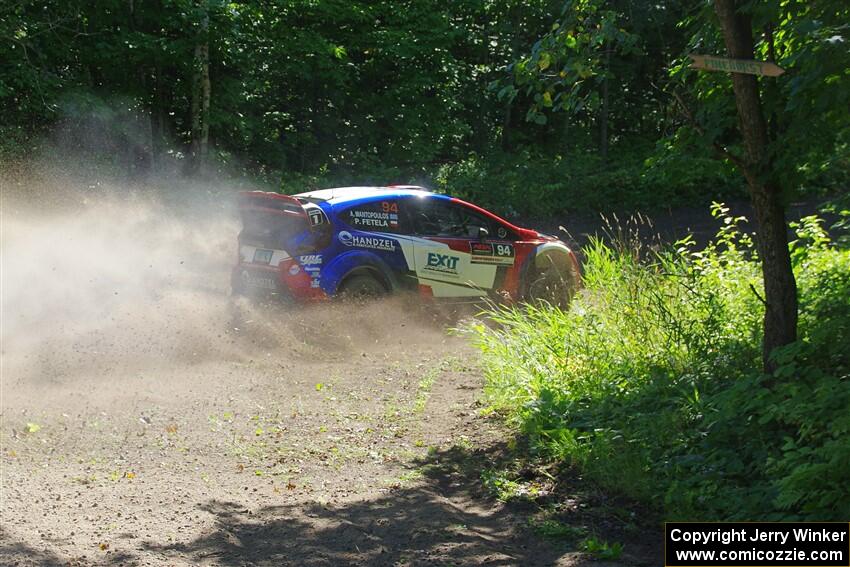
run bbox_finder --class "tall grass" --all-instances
[469,204,850,520]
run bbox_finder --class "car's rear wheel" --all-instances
[526,253,579,309]
[337,274,387,302]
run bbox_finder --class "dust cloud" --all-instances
[1,168,452,398]
[1,171,249,384]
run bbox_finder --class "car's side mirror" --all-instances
[477,226,489,241]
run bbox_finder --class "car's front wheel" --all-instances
[526,252,579,309]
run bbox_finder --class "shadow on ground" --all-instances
[0,528,66,566]
[142,444,655,567]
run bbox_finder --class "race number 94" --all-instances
[496,244,514,257]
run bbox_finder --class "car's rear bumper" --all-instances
[231,262,327,302]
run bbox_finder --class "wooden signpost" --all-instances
[689,54,785,77]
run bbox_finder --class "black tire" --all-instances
[526,253,579,309]
[337,273,387,302]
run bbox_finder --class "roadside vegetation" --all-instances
[470,204,850,520]
[4,0,849,552]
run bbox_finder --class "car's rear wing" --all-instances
[237,191,312,250]
[237,191,330,253]
[238,191,309,219]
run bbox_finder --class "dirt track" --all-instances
[1,175,644,566]
[3,297,555,566]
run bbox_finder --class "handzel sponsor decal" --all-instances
[338,230,396,251]
[425,252,461,276]
[349,209,399,228]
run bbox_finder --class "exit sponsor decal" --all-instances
[424,252,461,277]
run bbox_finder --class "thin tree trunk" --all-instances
[599,47,611,161]
[190,47,200,171]
[149,0,166,171]
[501,6,519,152]
[200,31,210,165]
[190,3,210,175]
[713,0,797,372]
[128,0,151,178]
[500,101,512,151]
[151,64,166,170]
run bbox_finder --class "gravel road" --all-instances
[2,177,644,566]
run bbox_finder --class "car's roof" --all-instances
[293,185,435,206]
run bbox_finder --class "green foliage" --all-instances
[504,0,850,202]
[580,537,624,560]
[481,468,545,502]
[668,0,850,197]
[530,518,587,540]
[1,0,846,217]
[0,0,565,178]
[469,205,850,520]
[437,145,741,217]
[508,0,642,124]
[498,0,692,143]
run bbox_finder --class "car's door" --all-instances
[408,198,512,297]
[329,196,420,290]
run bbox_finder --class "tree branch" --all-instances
[749,282,767,306]
[666,86,750,172]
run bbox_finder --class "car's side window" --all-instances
[340,199,411,234]
[412,200,505,239]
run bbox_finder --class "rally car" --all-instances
[232,186,580,305]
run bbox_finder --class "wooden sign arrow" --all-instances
[690,55,784,77]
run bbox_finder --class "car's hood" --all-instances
[535,231,560,241]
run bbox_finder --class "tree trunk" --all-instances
[189,3,210,175]
[151,64,166,171]
[599,47,610,161]
[500,101,512,151]
[501,6,519,152]
[128,0,152,179]
[149,0,166,171]
[713,0,797,372]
